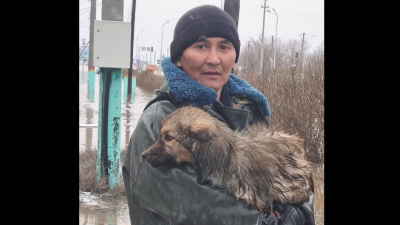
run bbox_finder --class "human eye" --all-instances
[221,45,229,50]
[220,41,233,51]
[195,44,205,49]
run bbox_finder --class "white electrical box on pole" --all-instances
[93,21,131,68]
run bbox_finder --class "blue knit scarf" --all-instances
[161,57,271,117]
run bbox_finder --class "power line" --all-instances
[279,12,323,20]
[125,0,133,22]
[79,3,101,11]
[135,19,178,22]
[133,27,174,30]
[290,11,323,16]
[80,9,91,15]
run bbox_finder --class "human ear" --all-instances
[174,60,182,67]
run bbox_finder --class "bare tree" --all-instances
[239,42,324,163]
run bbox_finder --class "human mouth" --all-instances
[202,71,221,75]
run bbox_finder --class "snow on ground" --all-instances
[79,191,100,205]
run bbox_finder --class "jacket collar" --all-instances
[161,57,271,117]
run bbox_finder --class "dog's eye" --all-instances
[164,134,174,142]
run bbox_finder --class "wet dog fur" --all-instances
[142,106,314,214]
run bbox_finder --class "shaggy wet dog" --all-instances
[142,106,314,215]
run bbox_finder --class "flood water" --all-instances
[79,62,324,225]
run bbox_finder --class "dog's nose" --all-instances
[142,152,147,159]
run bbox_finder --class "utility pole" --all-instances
[224,0,240,74]
[271,35,273,72]
[160,20,169,75]
[247,41,250,72]
[160,20,169,62]
[224,0,240,27]
[88,0,96,73]
[127,0,137,95]
[260,0,268,75]
[95,0,124,190]
[300,32,305,79]
[267,8,278,71]
[136,30,144,62]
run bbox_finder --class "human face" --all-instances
[175,37,236,100]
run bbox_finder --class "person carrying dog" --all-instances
[122,4,315,225]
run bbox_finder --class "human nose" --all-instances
[206,47,220,65]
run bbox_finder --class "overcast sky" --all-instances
[79,0,324,62]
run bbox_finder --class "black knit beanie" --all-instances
[170,4,241,63]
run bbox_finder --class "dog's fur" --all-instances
[142,106,314,214]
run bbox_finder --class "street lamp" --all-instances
[267,8,278,71]
[160,20,169,61]
[136,30,144,64]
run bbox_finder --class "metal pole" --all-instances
[136,30,144,70]
[224,0,240,27]
[88,0,96,70]
[300,32,305,79]
[127,0,137,95]
[224,0,241,73]
[260,0,268,75]
[160,21,169,75]
[160,20,169,61]
[300,34,316,79]
[273,8,278,71]
[96,0,124,189]
[271,36,273,71]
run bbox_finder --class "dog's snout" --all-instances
[142,152,148,159]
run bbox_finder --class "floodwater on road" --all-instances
[79,63,153,153]
[79,62,324,225]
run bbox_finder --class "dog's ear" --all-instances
[188,122,213,141]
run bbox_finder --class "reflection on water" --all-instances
[79,65,324,225]
[79,67,153,153]
[79,196,130,225]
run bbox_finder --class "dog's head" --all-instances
[142,106,219,168]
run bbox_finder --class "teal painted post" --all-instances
[123,75,136,102]
[107,68,121,189]
[132,76,136,94]
[123,76,128,103]
[96,68,122,189]
[96,69,103,183]
[88,70,95,103]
